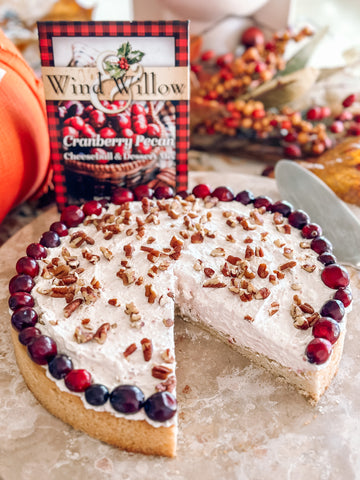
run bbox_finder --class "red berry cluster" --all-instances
[118,56,129,71]
[191,25,360,159]
[60,100,162,162]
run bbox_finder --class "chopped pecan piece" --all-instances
[161,348,175,363]
[74,326,94,343]
[145,284,157,303]
[302,264,316,273]
[283,247,293,259]
[257,263,269,278]
[123,343,137,358]
[227,255,241,265]
[94,323,110,344]
[279,261,297,271]
[269,302,280,316]
[82,249,100,264]
[190,231,204,244]
[155,375,176,393]
[299,303,314,314]
[204,267,215,278]
[244,315,254,322]
[276,224,291,234]
[100,246,113,261]
[64,298,83,318]
[245,245,254,259]
[250,209,264,225]
[108,298,119,306]
[81,286,98,304]
[254,287,270,299]
[210,247,225,257]
[273,211,284,225]
[140,338,153,361]
[203,276,226,288]
[152,365,173,380]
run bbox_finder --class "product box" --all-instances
[38,21,189,210]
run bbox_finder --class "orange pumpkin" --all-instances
[0,29,50,223]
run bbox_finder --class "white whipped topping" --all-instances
[31,198,348,426]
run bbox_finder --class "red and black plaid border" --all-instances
[38,21,189,210]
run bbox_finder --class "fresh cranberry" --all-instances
[241,26,265,47]
[212,186,234,202]
[284,132,298,143]
[131,104,146,116]
[105,102,121,115]
[136,142,152,155]
[113,144,132,158]
[40,231,61,248]
[271,200,293,217]
[133,114,147,126]
[190,63,202,74]
[48,354,73,380]
[354,113,360,123]
[27,335,57,365]
[132,120,147,135]
[336,111,353,122]
[253,195,272,210]
[83,200,103,216]
[9,291,34,311]
[9,274,34,294]
[11,307,38,331]
[330,121,344,134]
[305,338,332,364]
[284,144,302,158]
[306,107,322,121]
[115,113,131,130]
[265,41,276,52]
[100,100,110,108]
[133,184,154,200]
[311,236,332,254]
[200,49,216,62]
[319,106,331,119]
[318,253,336,265]
[334,287,352,307]
[252,109,266,119]
[64,116,85,131]
[111,187,134,204]
[63,100,84,117]
[81,123,97,138]
[312,317,341,344]
[302,223,322,239]
[235,190,255,205]
[16,257,39,277]
[144,391,177,422]
[154,185,174,199]
[216,53,234,67]
[110,385,145,413]
[85,384,110,406]
[62,126,79,138]
[90,147,109,164]
[320,299,345,322]
[288,210,310,229]
[18,326,41,346]
[121,128,135,139]
[177,190,189,199]
[254,62,266,73]
[347,124,360,136]
[26,243,47,259]
[65,369,92,392]
[321,264,350,289]
[60,205,85,228]
[147,123,161,138]
[99,127,116,139]
[342,94,356,108]
[192,184,212,198]
[85,104,95,114]
[50,222,68,237]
